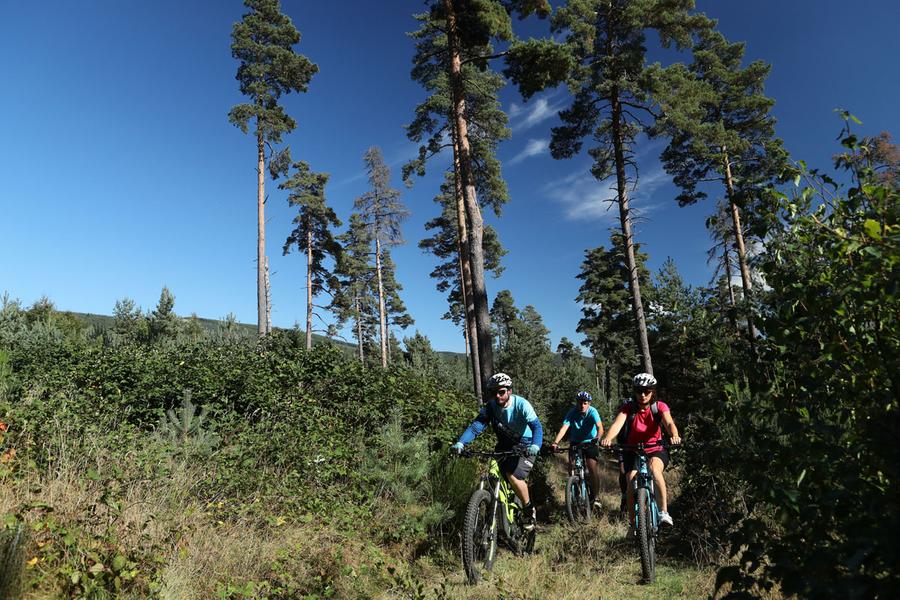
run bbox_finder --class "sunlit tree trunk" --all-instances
[610,89,653,374]
[257,130,269,336]
[723,147,758,346]
[375,237,388,367]
[306,225,314,350]
[445,0,494,393]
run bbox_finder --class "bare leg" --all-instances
[506,472,530,506]
[649,456,668,512]
[625,470,637,523]
[586,457,602,500]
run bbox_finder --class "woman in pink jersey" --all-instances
[601,373,681,534]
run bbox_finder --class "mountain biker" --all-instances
[451,372,543,530]
[601,373,681,534]
[550,391,604,510]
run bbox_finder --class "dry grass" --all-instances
[1,425,740,600]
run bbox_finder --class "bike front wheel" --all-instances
[565,476,591,524]
[462,488,497,584]
[636,487,656,583]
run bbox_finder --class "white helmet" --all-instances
[487,372,513,391]
[633,372,657,388]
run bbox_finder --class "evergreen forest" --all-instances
[1,1,897,598]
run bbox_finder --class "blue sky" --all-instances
[2,1,898,353]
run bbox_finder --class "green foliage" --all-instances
[362,414,452,546]
[228,0,318,143]
[157,390,220,455]
[709,118,899,597]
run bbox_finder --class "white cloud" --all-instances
[508,138,549,165]
[509,92,567,132]
[542,162,672,223]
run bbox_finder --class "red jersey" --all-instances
[618,400,670,453]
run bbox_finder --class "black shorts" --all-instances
[499,455,534,480]
[568,443,600,462]
[621,448,669,473]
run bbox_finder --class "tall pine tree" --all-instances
[228,0,317,336]
[355,147,409,367]
[653,27,788,345]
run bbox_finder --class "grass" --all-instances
[1,423,730,600]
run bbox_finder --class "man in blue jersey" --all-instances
[550,391,604,510]
[450,373,543,530]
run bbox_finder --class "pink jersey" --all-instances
[618,400,670,452]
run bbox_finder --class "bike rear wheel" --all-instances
[462,489,497,583]
[636,487,656,583]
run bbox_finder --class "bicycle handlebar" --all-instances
[601,441,670,453]
[550,440,599,453]
[458,448,527,459]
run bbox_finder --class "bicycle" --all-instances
[553,441,596,524]
[455,448,536,583]
[606,441,666,583]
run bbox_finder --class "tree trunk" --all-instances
[375,237,388,367]
[256,130,268,336]
[610,90,653,374]
[354,294,364,364]
[445,0,494,395]
[723,147,758,345]
[721,235,738,330]
[264,256,271,334]
[452,127,482,401]
[306,224,314,350]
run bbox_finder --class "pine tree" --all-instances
[228,0,318,336]
[490,289,518,355]
[148,286,180,343]
[576,235,651,398]
[332,213,377,364]
[406,0,551,395]
[418,171,505,368]
[652,27,788,346]
[281,161,342,349]
[112,297,145,342]
[379,251,414,351]
[523,0,710,374]
[355,147,410,367]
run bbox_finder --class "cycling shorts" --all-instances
[500,455,534,480]
[568,443,600,462]
[622,448,669,473]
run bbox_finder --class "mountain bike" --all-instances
[553,441,595,524]
[607,441,665,583]
[456,448,536,583]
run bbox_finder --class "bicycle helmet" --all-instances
[576,390,593,402]
[487,372,513,391]
[633,372,657,388]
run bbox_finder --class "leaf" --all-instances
[862,219,882,241]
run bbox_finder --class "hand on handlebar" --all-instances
[550,442,559,453]
[600,437,613,448]
[450,442,464,455]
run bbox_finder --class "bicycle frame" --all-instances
[632,450,660,535]
[476,457,521,539]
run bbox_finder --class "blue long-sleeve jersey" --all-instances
[457,394,543,450]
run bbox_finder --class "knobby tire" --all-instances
[637,487,655,583]
[462,489,496,584]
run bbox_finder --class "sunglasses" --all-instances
[579,399,591,404]
[495,388,510,396]
[636,387,654,395]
